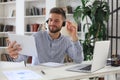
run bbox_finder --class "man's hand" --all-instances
[6,39,22,59]
[66,21,79,42]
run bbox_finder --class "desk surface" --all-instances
[0,63,120,80]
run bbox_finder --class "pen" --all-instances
[41,70,46,75]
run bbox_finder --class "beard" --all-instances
[48,25,62,33]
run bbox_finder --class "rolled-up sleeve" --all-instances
[66,40,84,63]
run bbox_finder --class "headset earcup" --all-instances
[46,20,65,26]
[46,20,49,24]
[62,21,66,26]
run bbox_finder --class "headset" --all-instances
[46,19,66,26]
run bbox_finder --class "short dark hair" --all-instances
[50,7,66,20]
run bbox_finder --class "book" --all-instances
[26,8,30,16]
[0,24,4,32]
[61,7,67,13]
[67,6,73,14]
[26,24,31,32]
[0,37,3,46]
[11,9,16,17]
[0,37,8,46]
[31,23,39,32]
[3,37,8,46]
[4,0,7,2]
[4,25,14,32]
[42,8,46,15]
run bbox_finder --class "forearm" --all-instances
[72,41,84,63]
[71,35,79,42]
[67,41,84,63]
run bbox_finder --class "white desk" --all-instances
[0,63,120,80]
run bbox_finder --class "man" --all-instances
[7,7,84,65]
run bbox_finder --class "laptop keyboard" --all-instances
[80,65,92,71]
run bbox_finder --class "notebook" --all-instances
[66,40,110,73]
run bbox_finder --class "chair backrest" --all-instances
[1,53,14,62]
[64,54,73,63]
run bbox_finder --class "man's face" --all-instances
[48,13,64,33]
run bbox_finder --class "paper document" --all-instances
[41,62,65,67]
[3,70,43,80]
[0,61,25,69]
[8,34,37,57]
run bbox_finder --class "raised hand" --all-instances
[66,21,78,42]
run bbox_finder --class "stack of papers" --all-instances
[40,62,65,67]
[0,61,25,69]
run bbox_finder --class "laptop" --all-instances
[66,40,110,73]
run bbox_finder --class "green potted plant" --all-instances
[73,0,110,60]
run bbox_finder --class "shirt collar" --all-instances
[46,31,63,41]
